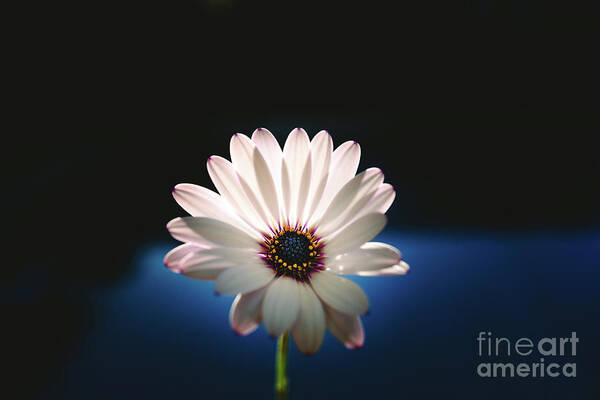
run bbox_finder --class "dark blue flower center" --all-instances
[263,227,324,281]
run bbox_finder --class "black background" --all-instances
[4,0,599,399]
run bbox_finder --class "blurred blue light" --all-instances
[50,230,599,399]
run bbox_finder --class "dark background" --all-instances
[4,0,599,399]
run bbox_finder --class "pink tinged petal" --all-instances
[174,248,262,279]
[326,242,401,274]
[229,285,268,335]
[309,270,369,315]
[324,305,365,349]
[166,217,261,250]
[323,213,387,256]
[316,168,384,237]
[181,258,235,280]
[281,158,292,222]
[295,154,312,225]
[172,184,256,234]
[252,128,285,223]
[186,245,260,265]
[197,247,263,265]
[303,130,333,223]
[251,128,283,189]
[282,128,311,225]
[214,265,274,295]
[230,134,278,227]
[207,156,268,234]
[163,243,206,269]
[252,145,281,226]
[357,261,410,276]
[262,277,302,337]
[342,184,396,229]
[310,141,361,225]
[363,183,396,215]
[292,285,326,355]
[172,183,224,216]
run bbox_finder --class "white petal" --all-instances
[342,183,396,229]
[163,243,206,269]
[251,128,282,188]
[214,265,274,295]
[315,168,383,237]
[181,258,235,280]
[230,134,279,227]
[167,216,261,250]
[295,154,312,225]
[282,128,311,225]
[324,305,365,349]
[310,141,360,225]
[172,184,257,235]
[281,157,292,223]
[323,213,387,256]
[229,285,268,335]
[326,242,402,274]
[168,247,262,279]
[303,130,333,223]
[230,134,256,184]
[292,285,325,355]
[207,156,269,233]
[197,247,263,265]
[262,277,301,337]
[252,144,281,226]
[362,183,396,215]
[357,261,410,276]
[310,271,369,315]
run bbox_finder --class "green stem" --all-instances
[274,333,290,400]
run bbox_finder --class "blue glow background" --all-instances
[45,230,599,399]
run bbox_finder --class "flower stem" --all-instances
[274,333,290,400]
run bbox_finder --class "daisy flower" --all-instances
[164,128,409,355]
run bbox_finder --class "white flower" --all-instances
[165,128,409,354]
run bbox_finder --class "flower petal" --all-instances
[251,128,282,189]
[326,242,401,274]
[167,216,261,250]
[324,305,365,349]
[163,243,206,269]
[310,141,360,225]
[207,156,269,234]
[323,213,387,256]
[316,168,383,237]
[252,144,281,226]
[370,183,396,215]
[181,257,236,280]
[229,285,268,335]
[214,265,274,295]
[230,134,279,227]
[172,184,256,234]
[197,247,263,265]
[309,271,369,315]
[292,284,325,355]
[262,277,301,337]
[357,261,410,276]
[303,130,333,223]
[282,128,311,225]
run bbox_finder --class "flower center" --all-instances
[262,226,324,281]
